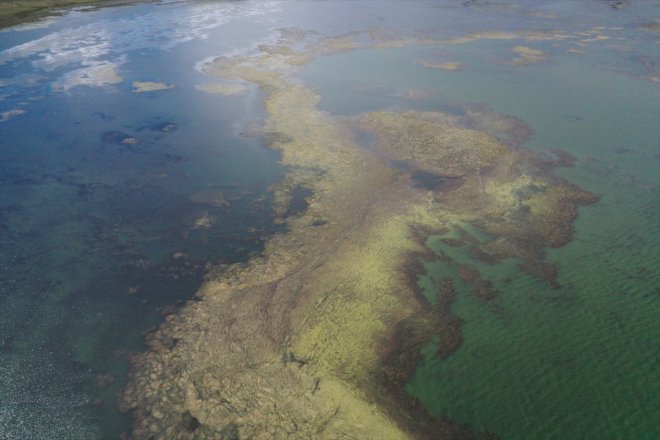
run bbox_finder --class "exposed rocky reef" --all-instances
[120,28,597,439]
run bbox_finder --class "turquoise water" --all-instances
[1,1,658,438]
[298,9,659,439]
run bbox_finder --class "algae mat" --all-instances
[119,22,624,439]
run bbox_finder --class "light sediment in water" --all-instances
[131,81,174,93]
[421,61,463,71]
[510,45,546,64]
[0,108,25,122]
[195,83,248,95]
[52,63,122,91]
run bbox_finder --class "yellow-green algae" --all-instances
[120,29,597,439]
[356,111,509,177]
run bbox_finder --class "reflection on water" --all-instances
[0,89,283,437]
[0,2,284,437]
[1,0,658,438]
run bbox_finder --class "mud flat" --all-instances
[120,28,597,439]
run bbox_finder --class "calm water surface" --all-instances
[1,1,658,438]
[1,1,285,437]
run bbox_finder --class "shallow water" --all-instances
[1,1,285,437]
[1,0,658,438]
[297,6,659,439]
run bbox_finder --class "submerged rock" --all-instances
[102,131,139,146]
[189,190,230,208]
[157,122,178,132]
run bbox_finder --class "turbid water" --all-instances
[1,1,658,439]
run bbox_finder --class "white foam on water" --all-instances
[0,1,282,68]
[0,0,282,96]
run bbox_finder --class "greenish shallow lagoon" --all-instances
[412,42,660,440]
[298,16,659,440]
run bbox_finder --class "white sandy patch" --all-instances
[52,63,122,91]
[195,83,248,95]
[421,60,464,71]
[511,45,546,64]
[0,109,26,122]
[132,81,174,93]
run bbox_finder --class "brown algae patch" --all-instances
[463,106,536,147]
[190,190,230,208]
[639,19,660,33]
[120,29,598,439]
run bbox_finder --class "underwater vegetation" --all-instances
[119,26,598,439]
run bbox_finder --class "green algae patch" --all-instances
[120,28,598,440]
[357,111,509,177]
